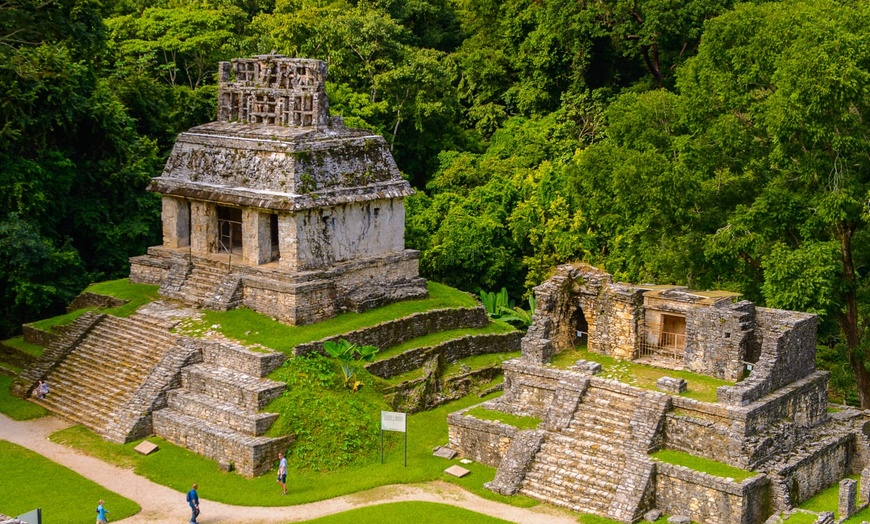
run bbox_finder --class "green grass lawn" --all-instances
[178,282,479,354]
[374,319,516,361]
[798,475,870,522]
[550,347,733,403]
[464,407,541,430]
[2,337,45,358]
[296,501,515,523]
[0,440,140,522]
[49,391,540,509]
[781,512,824,524]
[651,450,755,481]
[0,375,48,420]
[27,279,161,332]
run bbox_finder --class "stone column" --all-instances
[277,214,299,271]
[190,201,217,254]
[161,196,190,248]
[839,478,857,518]
[242,209,271,265]
[861,467,870,504]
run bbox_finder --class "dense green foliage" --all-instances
[2,0,869,404]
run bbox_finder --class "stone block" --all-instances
[433,446,457,459]
[667,517,691,524]
[444,465,470,478]
[839,478,858,518]
[219,459,234,472]
[656,376,687,394]
[644,509,662,522]
[571,359,602,375]
[134,440,159,455]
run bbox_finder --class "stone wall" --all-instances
[129,249,171,285]
[195,340,285,377]
[0,341,36,371]
[498,359,570,418]
[586,284,644,359]
[773,434,855,507]
[665,399,746,467]
[718,308,818,406]
[680,300,755,381]
[66,292,127,312]
[655,463,771,524]
[447,409,519,467]
[21,324,58,347]
[152,411,292,477]
[294,306,488,356]
[366,332,522,378]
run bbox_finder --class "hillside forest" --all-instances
[1,0,868,405]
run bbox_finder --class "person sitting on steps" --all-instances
[34,380,49,400]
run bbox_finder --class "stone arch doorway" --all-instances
[571,306,589,348]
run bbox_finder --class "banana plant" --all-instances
[498,295,537,328]
[479,287,512,317]
[323,338,379,391]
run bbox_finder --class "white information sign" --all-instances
[381,411,407,433]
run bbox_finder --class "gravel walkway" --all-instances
[0,413,575,524]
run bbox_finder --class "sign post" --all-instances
[380,410,407,467]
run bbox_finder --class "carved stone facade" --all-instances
[448,265,870,523]
[130,55,427,324]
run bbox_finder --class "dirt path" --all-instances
[0,414,575,524]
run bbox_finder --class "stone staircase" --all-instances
[159,256,240,310]
[33,315,179,436]
[152,340,292,477]
[519,383,639,515]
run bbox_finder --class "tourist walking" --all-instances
[276,452,287,495]
[186,483,200,523]
[95,499,109,523]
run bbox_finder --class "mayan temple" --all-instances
[130,54,428,324]
[13,55,428,477]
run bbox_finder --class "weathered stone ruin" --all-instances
[130,54,427,325]
[13,55,427,477]
[448,264,870,523]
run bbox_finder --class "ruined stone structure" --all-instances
[448,264,870,523]
[130,54,427,325]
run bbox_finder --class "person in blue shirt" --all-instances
[95,499,108,524]
[186,483,200,524]
[276,452,288,495]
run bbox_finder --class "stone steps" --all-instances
[166,391,279,436]
[517,384,638,515]
[181,364,285,410]
[153,408,291,477]
[179,267,226,305]
[38,315,177,435]
[520,483,611,514]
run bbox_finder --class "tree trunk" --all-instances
[836,222,870,407]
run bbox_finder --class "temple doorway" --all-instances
[217,206,243,254]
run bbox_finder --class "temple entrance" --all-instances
[571,306,589,348]
[217,206,243,254]
[270,214,279,261]
[639,313,686,365]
